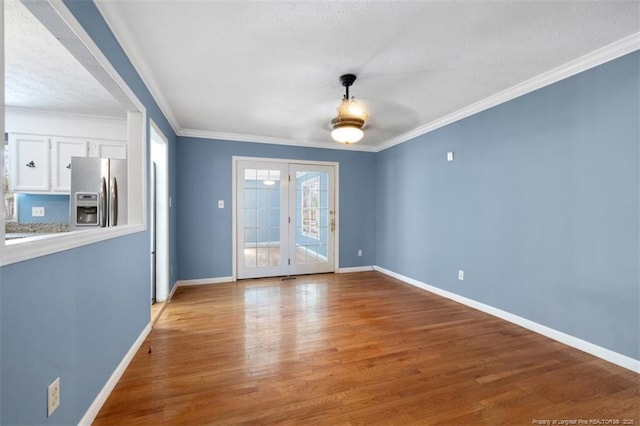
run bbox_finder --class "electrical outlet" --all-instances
[32,206,45,217]
[47,377,60,417]
[358,249,362,257]
[458,270,464,280]
[218,200,224,209]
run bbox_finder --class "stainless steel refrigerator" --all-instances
[70,157,127,230]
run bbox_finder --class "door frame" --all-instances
[149,120,170,303]
[232,156,340,281]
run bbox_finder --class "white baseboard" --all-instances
[166,275,235,300]
[168,280,180,300]
[337,266,374,273]
[373,266,640,373]
[175,276,234,287]
[79,322,152,425]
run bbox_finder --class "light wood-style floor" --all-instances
[94,272,639,425]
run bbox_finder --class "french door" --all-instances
[236,160,336,279]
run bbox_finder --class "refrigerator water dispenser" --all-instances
[75,193,99,226]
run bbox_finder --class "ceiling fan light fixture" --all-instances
[331,123,364,144]
[331,74,367,144]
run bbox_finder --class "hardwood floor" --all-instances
[150,301,165,324]
[94,272,639,425]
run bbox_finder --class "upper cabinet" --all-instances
[91,140,127,160]
[51,137,89,192]
[9,133,127,194]
[9,134,51,192]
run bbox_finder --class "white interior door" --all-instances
[236,160,336,279]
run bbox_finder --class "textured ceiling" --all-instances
[95,0,639,150]
[5,1,638,147]
[4,0,126,118]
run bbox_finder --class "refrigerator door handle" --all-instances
[110,177,118,226]
[100,177,108,227]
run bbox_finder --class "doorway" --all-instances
[235,158,337,279]
[150,121,169,320]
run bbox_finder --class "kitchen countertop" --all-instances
[5,223,69,239]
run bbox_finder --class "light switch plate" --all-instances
[218,200,224,209]
[447,152,454,162]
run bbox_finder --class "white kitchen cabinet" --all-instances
[90,140,127,159]
[9,134,50,192]
[8,133,126,193]
[51,137,88,192]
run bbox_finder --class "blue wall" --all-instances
[375,51,639,359]
[17,194,69,224]
[177,138,377,280]
[0,0,179,424]
[1,233,149,423]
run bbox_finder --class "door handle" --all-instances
[100,177,108,227]
[110,177,118,226]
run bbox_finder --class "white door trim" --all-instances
[232,156,340,280]
[149,119,170,303]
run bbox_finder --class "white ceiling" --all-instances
[6,1,639,150]
[95,1,639,150]
[4,0,126,118]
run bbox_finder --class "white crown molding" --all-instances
[376,32,640,152]
[94,1,182,135]
[179,128,378,152]
[373,266,640,373]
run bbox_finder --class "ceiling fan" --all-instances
[330,74,368,145]
[291,73,421,146]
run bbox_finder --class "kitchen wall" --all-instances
[176,137,376,280]
[375,51,639,360]
[17,194,69,223]
[0,0,179,424]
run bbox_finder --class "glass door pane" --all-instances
[237,162,288,279]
